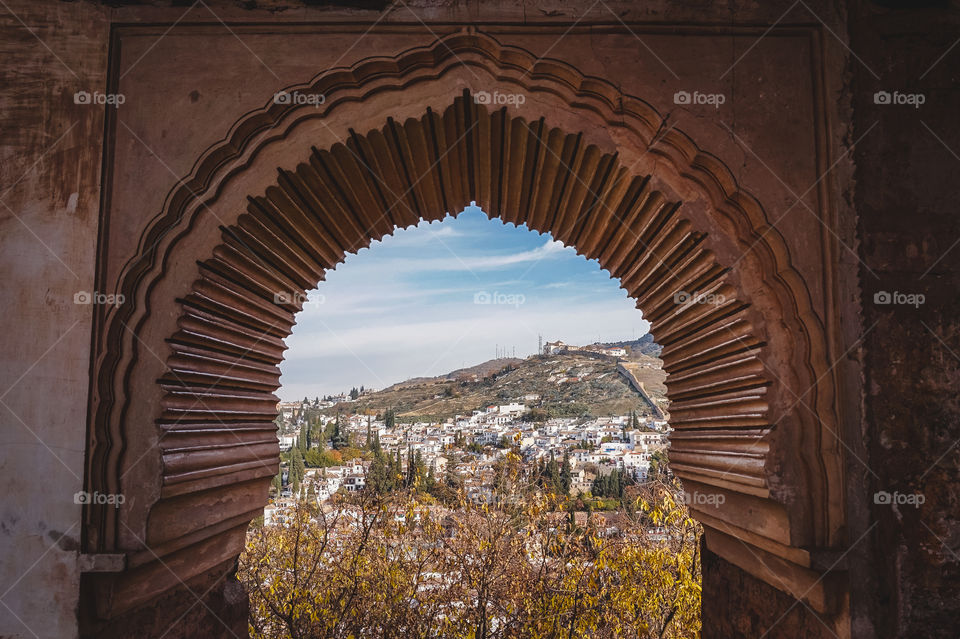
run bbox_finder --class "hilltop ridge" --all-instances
[323,341,667,421]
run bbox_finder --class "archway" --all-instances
[83,30,845,631]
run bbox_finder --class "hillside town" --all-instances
[265,398,670,526]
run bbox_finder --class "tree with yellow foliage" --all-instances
[240,477,701,638]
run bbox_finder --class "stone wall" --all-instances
[850,2,960,637]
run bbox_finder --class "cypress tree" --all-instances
[271,472,282,494]
[405,446,414,487]
[331,414,348,450]
[546,452,560,494]
[560,452,572,496]
[290,447,305,491]
[320,427,328,452]
[368,450,390,495]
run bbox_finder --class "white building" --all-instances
[544,340,567,355]
[622,451,651,479]
[498,402,526,416]
[344,474,366,492]
[278,434,296,451]
[601,441,629,455]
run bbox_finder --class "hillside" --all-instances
[325,348,667,421]
[601,333,662,357]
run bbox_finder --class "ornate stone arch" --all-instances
[85,30,845,620]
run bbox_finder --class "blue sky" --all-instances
[278,206,650,400]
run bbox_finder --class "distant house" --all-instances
[572,449,602,464]
[276,401,300,419]
[498,402,526,416]
[278,434,296,451]
[544,340,567,355]
[344,474,365,492]
[601,441,628,455]
[623,451,651,479]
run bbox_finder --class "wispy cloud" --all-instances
[278,207,649,400]
[336,238,571,277]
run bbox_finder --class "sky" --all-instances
[277,206,650,401]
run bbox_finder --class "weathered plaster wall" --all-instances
[850,2,960,638]
[0,2,109,638]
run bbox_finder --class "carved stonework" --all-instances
[86,30,845,619]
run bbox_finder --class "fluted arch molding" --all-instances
[85,29,845,617]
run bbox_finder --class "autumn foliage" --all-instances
[239,479,701,638]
